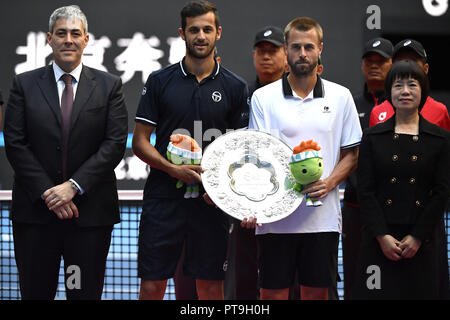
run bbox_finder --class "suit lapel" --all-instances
[70,65,97,130]
[37,65,61,126]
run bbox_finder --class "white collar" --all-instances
[291,87,315,101]
[53,62,83,83]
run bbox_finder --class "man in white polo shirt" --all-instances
[247,17,362,300]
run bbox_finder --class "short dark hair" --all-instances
[385,60,429,111]
[284,17,323,45]
[180,1,220,31]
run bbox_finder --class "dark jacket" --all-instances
[248,77,262,97]
[357,115,450,240]
[4,64,128,227]
[344,85,386,205]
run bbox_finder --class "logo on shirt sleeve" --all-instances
[142,86,147,95]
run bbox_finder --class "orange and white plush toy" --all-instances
[166,134,202,199]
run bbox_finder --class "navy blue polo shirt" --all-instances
[135,58,249,198]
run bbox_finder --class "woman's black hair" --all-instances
[385,60,430,112]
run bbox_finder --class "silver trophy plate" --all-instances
[201,129,303,224]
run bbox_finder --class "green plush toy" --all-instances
[166,134,202,199]
[289,140,324,207]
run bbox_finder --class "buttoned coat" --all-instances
[357,115,450,240]
[4,64,128,227]
[353,115,449,299]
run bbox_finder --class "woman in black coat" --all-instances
[353,60,450,299]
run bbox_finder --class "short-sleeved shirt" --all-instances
[136,58,249,198]
[369,97,450,130]
[249,73,362,234]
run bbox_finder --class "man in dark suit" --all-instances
[3,5,128,299]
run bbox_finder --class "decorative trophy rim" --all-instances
[201,129,303,224]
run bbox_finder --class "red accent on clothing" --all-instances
[369,96,450,130]
[371,92,379,106]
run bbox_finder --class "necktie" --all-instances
[61,74,73,180]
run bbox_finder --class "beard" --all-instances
[186,40,216,59]
[288,55,318,77]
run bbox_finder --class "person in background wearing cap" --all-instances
[369,39,450,299]
[342,37,393,300]
[370,39,450,130]
[248,26,287,96]
[356,38,393,128]
[227,25,287,300]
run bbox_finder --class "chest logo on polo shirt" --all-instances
[322,106,331,113]
[212,91,222,102]
[378,111,387,121]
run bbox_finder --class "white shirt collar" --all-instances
[53,62,83,83]
[291,87,315,101]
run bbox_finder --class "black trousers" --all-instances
[342,203,363,300]
[13,219,113,300]
[343,204,449,300]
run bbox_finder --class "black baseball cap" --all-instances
[393,39,427,61]
[254,26,284,47]
[362,37,394,59]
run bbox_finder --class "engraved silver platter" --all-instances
[201,129,303,223]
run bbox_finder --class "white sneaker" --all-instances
[190,191,199,198]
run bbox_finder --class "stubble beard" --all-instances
[186,40,216,60]
[288,56,318,77]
